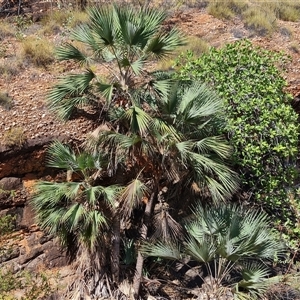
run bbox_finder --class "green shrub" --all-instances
[174,40,299,235]
[0,269,55,300]
[0,215,16,238]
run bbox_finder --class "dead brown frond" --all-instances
[152,200,183,242]
[119,178,149,219]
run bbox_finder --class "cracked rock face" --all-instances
[0,138,69,275]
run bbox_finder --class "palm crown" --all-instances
[32,141,120,251]
[48,5,185,120]
[142,203,286,299]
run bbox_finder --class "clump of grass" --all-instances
[21,37,54,67]
[41,10,70,27]
[0,92,13,110]
[38,19,61,36]
[41,9,88,29]
[180,36,210,56]
[0,21,16,40]
[277,4,300,22]
[155,36,210,70]
[0,58,23,78]
[207,0,248,19]
[2,127,26,148]
[242,6,277,36]
[67,10,89,28]
[207,2,234,19]
[260,0,300,22]
[280,26,293,38]
[289,43,300,53]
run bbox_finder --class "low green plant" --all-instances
[174,40,300,237]
[0,269,22,296]
[0,215,16,238]
[14,15,32,32]
[2,127,26,148]
[21,37,54,67]
[0,269,56,300]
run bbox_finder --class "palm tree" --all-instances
[141,203,286,299]
[32,141,121,298]
[48,4,185,120]
[86,80,240,297]
[44,5,240,298]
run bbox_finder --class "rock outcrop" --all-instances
[0,136,70,295]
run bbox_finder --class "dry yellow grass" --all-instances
[0,58,24,79]
[155,36,210,70]
[21,37,55,67]
[242,6,277,36]
[41,9,88,29]
[207,0,248,20]
[0,21,16,40]
[2,127,26,148]
[0,92,13,110]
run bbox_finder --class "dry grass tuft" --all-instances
[41,9,88,29]
[289,43,300,54]
[0,21,16,40]
[207,0,248,19]
[155,36,210,70]
[242,6,277,36]
[21,37,55,67]
[2,127,26,148]
[0,58,23,78]
[0,92,13,110]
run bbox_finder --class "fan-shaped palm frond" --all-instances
[32,142,120,252]
[122,106,153,136]
[142,204,286,298]
[48,70,96,120]
[237,261,271,297]
[48,4,185,119]
[56,43,90,66]
[119,177,148,218]
[141,241,182,260]
[145,27,185,59]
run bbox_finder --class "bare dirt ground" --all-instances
[0,8,299,146]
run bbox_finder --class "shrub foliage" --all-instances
[175,40,299,232]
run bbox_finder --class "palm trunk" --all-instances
[133,192,156,299]
[111,213,120,284]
